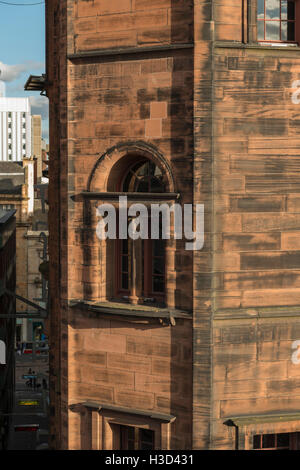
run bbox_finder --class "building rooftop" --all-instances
[0,208,16,226]
[0,162,24,194]
[0,96,31,113]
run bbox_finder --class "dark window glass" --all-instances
[152,237,165,293]
[122,239,128,254]
[263,434,275,448]
[139,429,155,450]
[288,21,295,40]
[127,427,135,450]
[253,432,292,450]
[153,276,164,293]
[122,256,128,273]
[153,257,164,275]
[288,1,295,20]
[121,272,128,290]
[120,426,155,450]
[277,433,290,447]
[120,426,135,450]
[122,161,166,193]
[120,239,129,290]
[253,435,261,449]
[154,239,164,257]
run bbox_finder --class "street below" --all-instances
[7,352,49,450]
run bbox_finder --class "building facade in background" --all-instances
[0,209,16,450]
[0,98,32,162]
[32,115,43,182]
[0,160,48,343]
[38,0,300,450]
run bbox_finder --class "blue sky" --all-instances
[0,1,48,140]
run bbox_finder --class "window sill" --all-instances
[79,191,180,202]
[68,299,192,325]
[214,40,300,51]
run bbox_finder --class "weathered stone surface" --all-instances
[48,0,300,452]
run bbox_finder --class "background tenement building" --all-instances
[0,97,32,162]
[31,115,44,183]
[0,160,48,343]
[34,0,300,449]
[0,209,16,450]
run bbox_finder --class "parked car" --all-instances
[21,341,49,355]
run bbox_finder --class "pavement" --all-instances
[6,353,49,450]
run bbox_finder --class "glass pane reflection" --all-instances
[266,0,280,19]
[257,20,265,39]
[266,20,280,39]
[258,0,265,19]
[281,21,287,40]
[281,0,288,19]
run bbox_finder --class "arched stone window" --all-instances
[85,142,178,307]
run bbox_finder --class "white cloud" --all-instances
[29,95,49,120]
[0,61,44,82]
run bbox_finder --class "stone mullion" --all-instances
[248,0,257,43]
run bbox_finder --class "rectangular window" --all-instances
[258,0,296,42]
[0,204,14,211]
[116,218,165,304]
[120,239,129,290]
[120,426,155,450]
[253,432,300,450]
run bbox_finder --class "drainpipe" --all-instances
[224,419,239,450]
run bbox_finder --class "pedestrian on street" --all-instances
[28,368,33,387]
[32,371,36,390]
